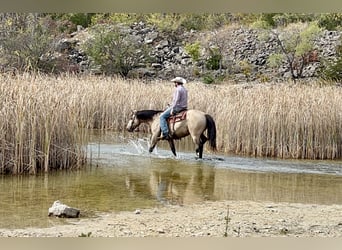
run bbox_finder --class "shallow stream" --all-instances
[0,131,341,229]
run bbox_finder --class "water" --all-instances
[0,131,341,229]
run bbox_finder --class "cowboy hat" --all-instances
[171,77,187,84]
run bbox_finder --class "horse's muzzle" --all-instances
[126,120,134,132]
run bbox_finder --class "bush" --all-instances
[82,25,151,76]
[272,13,316,27]
[205,47,222,70]
[91,13,146,26]
[320,42,342,81]
[146,14,184,32]
[68,13,94,28]
[185,41,201,62]
[318,13,342,30]
[180,14,208,31]
[322,58,342,81]
[0,15,58,73]
[202,73,215,84]
[238,60,252,80]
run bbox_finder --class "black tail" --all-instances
[205,114,217,151]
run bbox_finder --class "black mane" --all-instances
[136,110,163,121]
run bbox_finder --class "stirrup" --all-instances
[158,133,171,140]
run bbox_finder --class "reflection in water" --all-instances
[0,130,341,229]
[139,161,342,206]
[147,163,216,205]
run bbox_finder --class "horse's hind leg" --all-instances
[191,135,202,159]
[196,144,203,159]
[195,134,207,159]
[200,134,207,144]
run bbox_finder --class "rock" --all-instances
[48,200,80,218]
[144,32,159,44]
[151,63,163,69]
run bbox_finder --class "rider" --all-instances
[159,77,188,140]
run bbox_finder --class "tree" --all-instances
[264,22,322,82]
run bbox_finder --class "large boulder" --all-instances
[48,200,80,218]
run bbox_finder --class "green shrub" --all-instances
[205,47,222,70]
[91,13,146,26]
[322,59,342,81]
[68,13,94,28]
[0,15,57,73]
[272,13,316,27]
[82,25,151,76]
[238,60,252,80]
[318,13,342,30]
[260,13,278,28]
[185,41,201,62]
[320,42,342,81]
[180,14,208,31]
[202,72,226,84]
[202,73,215,84]
[146,14,184,32]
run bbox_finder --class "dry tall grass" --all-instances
[0,74,341,174]
[207,83,341,160]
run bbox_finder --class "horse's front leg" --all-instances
[149,133,159,153]
[168,139,177,156]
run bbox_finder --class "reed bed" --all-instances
[0,74,341,174]
[203,83,342,160]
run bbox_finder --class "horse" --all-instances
[126,109,217,159]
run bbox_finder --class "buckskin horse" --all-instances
[126,109,217,158]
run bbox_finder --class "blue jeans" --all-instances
[160,107,172,136]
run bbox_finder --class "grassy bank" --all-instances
[0,74,341,174]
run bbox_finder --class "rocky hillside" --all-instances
[58,22,341,83]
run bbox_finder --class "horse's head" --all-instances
[126,110,140,132]
[127,109,162,132]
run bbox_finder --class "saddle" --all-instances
[167,109,187,135]
[168,109,187,123]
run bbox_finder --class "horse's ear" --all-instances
[130,109,137,116]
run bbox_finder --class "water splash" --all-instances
[126,138,188,160]
[128,138,149,154]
